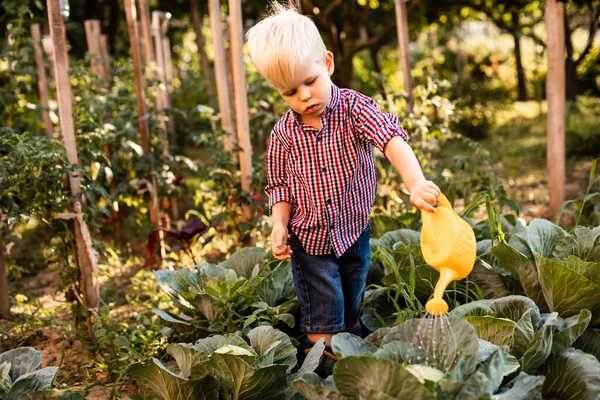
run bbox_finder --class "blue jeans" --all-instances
[289,225,371,333]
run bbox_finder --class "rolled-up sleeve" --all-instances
[350,92,408,155]
[264,128,292,212]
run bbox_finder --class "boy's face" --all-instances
[276,52,335,122]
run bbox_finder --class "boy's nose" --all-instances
[299,88,312,101]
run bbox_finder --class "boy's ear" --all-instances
[325,51,335,76]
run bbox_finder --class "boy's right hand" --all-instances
[271,222,292,260]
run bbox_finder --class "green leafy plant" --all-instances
[294,316,545,399]
[0,347,84,399]
[492,219,600,326]
[129,325,323,400]
[152,247,297,338]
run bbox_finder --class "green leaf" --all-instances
[219,247,267,278]
[247,326,297,372]
[456,349,505,398]
[573,328,600,361]
[167,344,209,379]
[489,296,541,328]
[520,313,557,374]
[526,219,566,258]
[493,372,545,400]
[542,348,600,400]
[256,263,294,307]
[477,340,520,377]
[535,254,600,323]
[381,317,479,375]
[374,341,426,365]
[375,229,420,250]
[0,362,11,398]
[292,372,344,400]
[333,354,432,399]
[152,308,192,326]
[193,335,249,356]
[493,242,548,312]
[552,309,592,354]
[464,316,516,348]
[512,309,536,359]
[0,348,42,380]
[331,333,377,358]
[7,367,57,399]
[129,359,192,400]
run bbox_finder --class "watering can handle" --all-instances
[436,193,452,210]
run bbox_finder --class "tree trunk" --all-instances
[0,214,10,316]
[394,0,414,112]
[564,13,578,101]
[513,31,528,101]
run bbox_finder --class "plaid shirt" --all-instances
[265,84,408,257]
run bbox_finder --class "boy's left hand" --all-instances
[409,180,441,213]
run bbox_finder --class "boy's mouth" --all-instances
[305,104,320,113]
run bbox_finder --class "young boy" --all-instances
[246,3,440,376]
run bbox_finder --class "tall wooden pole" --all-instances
[124,0,161,227]
[394,0,414,113]
[208,0,235,153]
[84,20,109,88]
[0,214,9,316]
[191,0,216,102]
[31,24,54,139]
[47,0,99,337]
[545,0,566,215]
[99,34,112,82]
[229,0,254,224]
[137,0,154,63]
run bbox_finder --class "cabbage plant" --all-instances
[492,219,600,326]
[152,247,297,337]
[0,347,83,400]
[293,316,544,399]
[452,296,600,398]
[129,326,323,400]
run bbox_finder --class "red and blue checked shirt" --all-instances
[265,84,408,257]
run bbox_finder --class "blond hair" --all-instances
[245,2,327,90]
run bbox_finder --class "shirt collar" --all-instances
[291,83,341,127]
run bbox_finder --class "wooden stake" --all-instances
[124,0,161,227]
[84,20,107,87]
[137,0,154,63]
[545,0,566,215]
[0,214,10,316]
[208,0,235,153]
[31,23,54,139]
[99,34,112,86]
[394,0,414,113]
[191,0,216,102]
[47,0,99,336]
[229,0,254,224]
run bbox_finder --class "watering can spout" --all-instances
[420,193,476,316]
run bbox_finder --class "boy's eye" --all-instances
[306,78,317,85]
[284,90,296,96]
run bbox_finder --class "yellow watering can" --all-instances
[420,193,476,315]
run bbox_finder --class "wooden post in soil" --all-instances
[31,24,54,139]
[190,0,215,102]
[152,11,180,222]
[137,0,154,64]
[0,213,9,316]
[84,20,108,88]
[208,0,235,153]
[47,0,99,337]
[123,0,162,230]
[545,0,566,216]
[229,0,254,228]
[394,0,414,113]
[99,34,111,82]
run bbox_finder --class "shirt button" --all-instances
[321,167,327,173]
[330,224,334,230]
[316,136,322,142]
[326,199,332,205]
